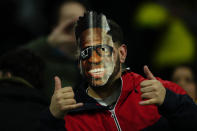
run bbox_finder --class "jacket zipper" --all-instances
[109,78,123,131]
[110,109,122,131]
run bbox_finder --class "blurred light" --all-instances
[135,3,168,28]
[153,19,195,68]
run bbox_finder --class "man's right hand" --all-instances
[49,76,83,119]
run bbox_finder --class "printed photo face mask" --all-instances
[77,12,118,88]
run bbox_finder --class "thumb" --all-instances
[144,65,156,80]
[54,76,62,91]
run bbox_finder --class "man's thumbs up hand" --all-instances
[144,65,156,80]
[139,66,166,106]
[54,76,62,91]
[50,76,83,119]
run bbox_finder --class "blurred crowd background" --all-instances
[1,0,197,75]
[0,0,197,100]
[0,0,197,129]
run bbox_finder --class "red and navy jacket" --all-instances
[40,71,197,131]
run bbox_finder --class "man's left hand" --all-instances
[139,65,166,106]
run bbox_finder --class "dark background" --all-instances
[0,0,197,79]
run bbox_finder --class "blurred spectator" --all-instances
[0,49,49,131]
[171,64,197,102]
[23,0,87,99]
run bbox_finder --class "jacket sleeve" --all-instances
[158,80,197,130]
[39,108,66,131]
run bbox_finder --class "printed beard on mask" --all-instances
[80,52,121,89]
[88,59,115,87]
[80,53,115,87]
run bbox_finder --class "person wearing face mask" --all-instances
[41,11,197,131]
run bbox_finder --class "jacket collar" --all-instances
[69,68,140,113]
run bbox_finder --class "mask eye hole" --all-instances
[97,45,113,56]
[101,47,107,51]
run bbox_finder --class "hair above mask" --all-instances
[75,11,124,47]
